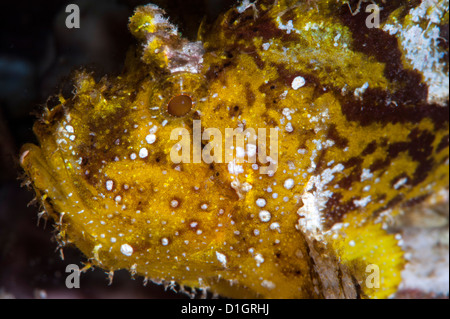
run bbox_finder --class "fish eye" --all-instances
[167,94,193,117]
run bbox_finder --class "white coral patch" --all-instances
[297,164,345,239]
[382,0,449,106]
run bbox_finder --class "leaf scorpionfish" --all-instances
[20,0,449,298]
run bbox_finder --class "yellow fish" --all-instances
[20,0,449,298]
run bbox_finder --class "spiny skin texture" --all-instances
[20,0,448,299]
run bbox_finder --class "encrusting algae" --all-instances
[20,0,449,299]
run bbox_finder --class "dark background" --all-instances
[0,0,235,299]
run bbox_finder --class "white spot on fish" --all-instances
[291,76,306,90]
[120,244,133,256]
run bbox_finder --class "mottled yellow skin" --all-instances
[20,0,449,298]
